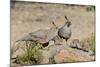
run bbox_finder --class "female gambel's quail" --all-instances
[17,21,58,47]
[58,16,72,41]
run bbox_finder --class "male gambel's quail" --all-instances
[58,16,72,41]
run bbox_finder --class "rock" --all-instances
[52,35,65,45]
[41,44,69,64]
[89,50,95,56]
[54,49,76,63]
[54,46,94,63]
[70,39,90,52]
[79,41,89,52]
[70,39,80,48]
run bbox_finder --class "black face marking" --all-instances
[65,21,71,27]
[67,21,71,27]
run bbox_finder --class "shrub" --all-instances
[87,33,95,53]
[86,6,95,12]
[15,41,43,65]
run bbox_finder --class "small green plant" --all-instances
[86,6,95,12]
[87,33,95,53]
[15,41,43,65]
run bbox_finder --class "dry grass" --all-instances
[15,41,43,65]
[87,33,95,52]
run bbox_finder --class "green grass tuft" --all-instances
[86,6,95,12]
[15,41,43,65]
[87,33,95,53]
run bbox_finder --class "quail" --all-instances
[17,21,58,47]
[58,16,72,41]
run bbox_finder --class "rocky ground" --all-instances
[11,1,95,67]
